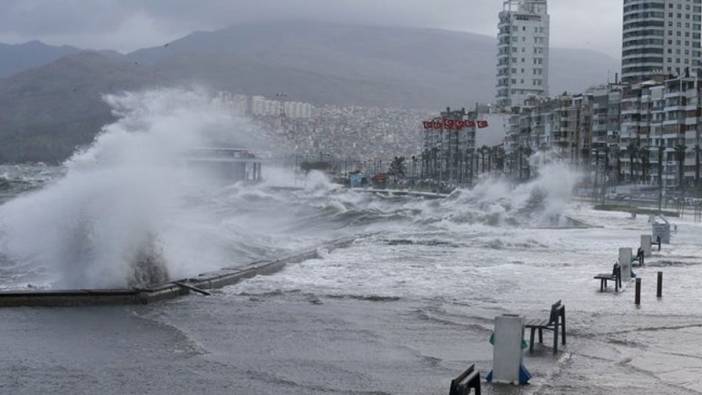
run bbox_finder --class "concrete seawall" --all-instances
[357,189,448,199]
[0,237,356,308]
[268,186,450,200]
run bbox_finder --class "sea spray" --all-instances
[0,88,267,289]
[0,97,584,290]
[439,155,581,227]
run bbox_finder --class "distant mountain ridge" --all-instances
[0,52,161,163]
[0,41,80,79]
[0,20,620,163]
[127,20,619,107]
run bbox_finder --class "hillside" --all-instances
[0,41,80,79]
[0,52,159,163]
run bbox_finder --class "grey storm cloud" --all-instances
[0,0,622,56]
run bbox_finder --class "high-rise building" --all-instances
[496,0,550,109]
[621,0,702,84]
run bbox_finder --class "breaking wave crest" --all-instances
[0,89,273,289]
[257,158,581,230]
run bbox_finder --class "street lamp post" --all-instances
[602,145,611,205]
[695,144,700,190]
[658,143,664,214]
[593,149,600,203]
[469,149,475,182]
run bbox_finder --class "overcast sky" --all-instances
[0,0,623,58]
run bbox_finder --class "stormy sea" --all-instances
[1,90,701,394]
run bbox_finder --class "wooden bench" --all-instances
[449,364,481,395]
[525,300,566,354]
[594,264,622,292]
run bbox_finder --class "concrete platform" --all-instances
[0,237,356,308]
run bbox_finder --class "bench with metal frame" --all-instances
[651,235,662,252]
[449,364,481,395]
[525,300,566,354]
[633,248,645,267]
[594,264,622,292]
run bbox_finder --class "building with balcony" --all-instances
[607,75,700,186]
[496,0,550,109]
[622,0,702,83]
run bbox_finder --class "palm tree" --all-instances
[603,145,611,186]
[515,149,522,179]
[388,156,406,182]
[522,146,533,180]
[495,146,506,173]
[674,143,688,190]
[488,147,495,172]
[616,147,623,184]
[411,156,417,180]
[420,150,426,179]
[695,144,701,189]
[626,142,639,183]
[639,146,651,184]
[480,145,489,173]
[432,147,439,179]
[467,149,475,184]
[581,147,591,172]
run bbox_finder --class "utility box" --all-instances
[492,315,524,385]
[641,235,652,257]
[619,248,633,282]
[652,219,671,244]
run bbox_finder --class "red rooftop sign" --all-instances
[423,119,489,130]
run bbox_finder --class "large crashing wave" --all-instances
[0,89,261,289]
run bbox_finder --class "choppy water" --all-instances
[0,164,62,203]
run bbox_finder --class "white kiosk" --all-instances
[641,235,652,258]
[492,315,525,385]
[619,248,633,282]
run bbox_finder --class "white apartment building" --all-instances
[619,76,702,186]
[213,92,249,115]
[622,0,702,83]
[251,95,283,117]
[496,0,550,109]
[250,96,315,118]
[283,101,314,119]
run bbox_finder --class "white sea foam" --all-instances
[0,88,268,289]
[441,155,582,227]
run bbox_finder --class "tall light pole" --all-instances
[695,144,700,190]
[658,143,664,214]
[593,149,600,203]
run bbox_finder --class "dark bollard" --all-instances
[635,278,641,305]
[657,272,663,298]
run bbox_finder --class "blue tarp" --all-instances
[350,174,364,188]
